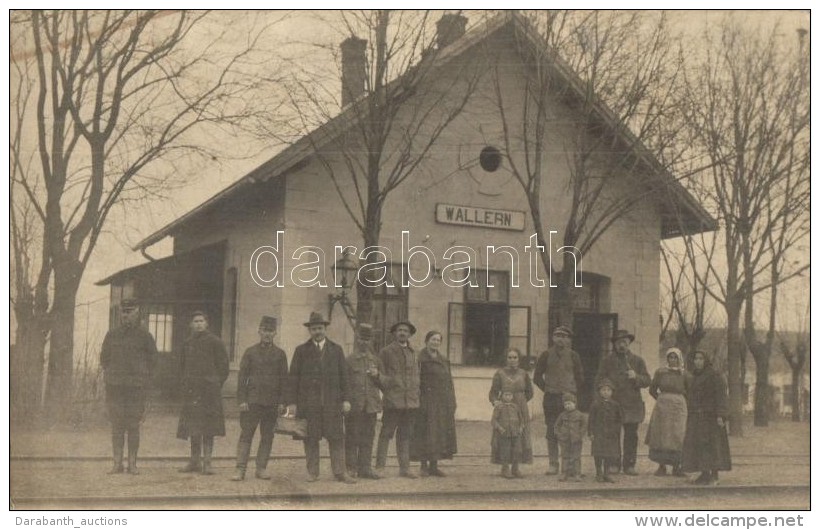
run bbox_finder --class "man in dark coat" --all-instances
[595,329,651,475]
[177,311,230,475]
[344,322,385,479]
[533,325,584,475]
[231,316,288,481]
[286,312,355,484]
[375,320,420,479]
[100,298,157,475]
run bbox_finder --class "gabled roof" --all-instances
[134,12,716,251]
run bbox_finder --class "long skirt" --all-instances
[681,412,732,472]
[645,393,687,465]
[491,432,523,465]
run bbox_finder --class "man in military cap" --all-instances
[533,325,584,475]
[286,312,355,484]
[375,320,420,479]
[344,322,385,479]
[231,316,289,481]
[100,298,158,475]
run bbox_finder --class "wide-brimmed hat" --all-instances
[597,378,614,391]
[552,325,573,338]
[611,329,635,343]
[390,320,417,335]
[356,322,374,341]
[259,316,277,331]
[303,311,331,327]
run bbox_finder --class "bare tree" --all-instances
[10,10,285,422]
[488,11,693,328]
[284,10,481,333]
[779,299,809,422]
[680,18,810,433]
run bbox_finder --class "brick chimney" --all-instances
[436,13,467,49]
[340,36,367,107]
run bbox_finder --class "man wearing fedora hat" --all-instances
[344,322,385,479]
[286,312,356,484]
[231,316,288,481]
[375,320,420,478]
[100,298,157,475]
[533,325,584,475]
[596,329,651,475]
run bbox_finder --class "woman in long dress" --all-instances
[410,331,458,477]
[489,348,534,477]
[645,347,691,476]
[681,350,732,485]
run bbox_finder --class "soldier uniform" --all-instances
[100,298,157,475]
[231,316,288,481]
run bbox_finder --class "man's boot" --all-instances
[201,436,215,475]
[374,434,390,470]
[126,431,140,475]
[179,437,202,473]
[231,441,252,481]
[108,432,125,474]
[255,437,273,480]
[501,464,512,479]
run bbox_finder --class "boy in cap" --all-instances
[344,322,385,479]
[554,392,586,481]
[588,378,623,483]
[231,316,288,481]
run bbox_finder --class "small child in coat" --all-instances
[491,391,524,479]
[588,378,623,483]
[554,392,586,481]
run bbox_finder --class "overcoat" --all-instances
[681,364,732,472]
[236,342,288,407]
[596,351,651,424]
[176,331,229,439]
[410,347,457,461]
[287,338,349,441]
[488,367,534,464]
[587,397,623,459]
[346,347,384,414]
[555,409,587,445]
[100,324,157,388]
[378,340,420,410]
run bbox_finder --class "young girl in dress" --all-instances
[491,391,524,479]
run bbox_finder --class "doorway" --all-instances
[572,312,617,412]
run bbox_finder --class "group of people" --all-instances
[100,300,458,483]
[487,325,732,485]
[100,299,731,486]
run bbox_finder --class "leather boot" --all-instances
[179,438,202,473]
[108,432,125,474]
[126,432,140,475]
[255,436,273,480]
[201,436,215,475]
[231,441,252,481]
[375,434,390,470]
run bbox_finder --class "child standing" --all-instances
[588,378,623,483]
[491,390,524,479]
[554,392,586,481]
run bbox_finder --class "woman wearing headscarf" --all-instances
[489,348,534,477]
[645,347,691,476]
[681,350,732,485]
[410,331,458,477]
